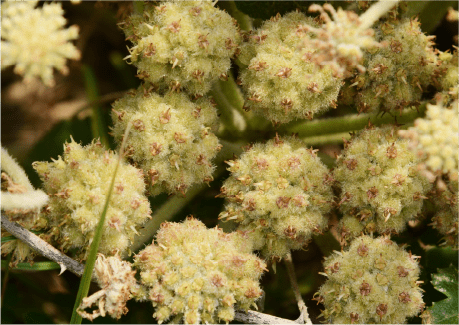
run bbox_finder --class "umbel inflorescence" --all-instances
[316,235,424,324]
[33,139,151,260]
[238,11,342,123]
[334,126,431,242]
[1,0,80,87]
[134,217,266,324]
[121,0,240,96]
[110,85,221,196]
[218,136,334,259]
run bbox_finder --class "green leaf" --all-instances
[235,0,347,19]
[426,265,459,324]
[1,260,60,271]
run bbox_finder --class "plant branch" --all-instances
[359,0,400,30]
[284,252,312,325]
[234,310,298,324]
[1,217,85,278]
[284,104,426,138]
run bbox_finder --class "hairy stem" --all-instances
[285,252,313,325]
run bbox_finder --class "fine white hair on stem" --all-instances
[1,146,34,192]
[1,191,49,211]
[359,0,400,30]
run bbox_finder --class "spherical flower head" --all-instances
[1,1,81,87]
[315,235,424,324]
[218,136,334,259]
[430,178,458,249]
[399,100,458,180]
[32,139,151,260]
[355,18,437,114]
[134,217,267,324]
[238,11,342,124]
[121,0,240,96]
[110,85,221,196]
[78,254,138,320]
[334,126,431,242]
[434,49,458,98]
[299,4,379,78]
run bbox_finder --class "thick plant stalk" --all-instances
[359,0,400,30]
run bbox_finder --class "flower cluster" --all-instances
[134,217,266,324]
[315,235,424,324]
[33,139,151,260]
[218,136,333,259]
[121,0,240,96]
[1,0,80,87]
[399,100,458,180]
[110,85,221,196]
[334,126,431,242]
[78,254,139,320]
[238,11,342,123]
[354,17,437,114]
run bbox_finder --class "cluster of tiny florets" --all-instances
[1,0,81,87]
[111,86,221,196]
[238,11,342,123]
[32,139,151,260]
[354,18,437,114]
[334,126,431,242]
[218,136,334,259]
[121,0,240,96]
[299,3,379,78]
[78,254,138,321]
[430,179,458,249]
[134,217,266,324]
[399,100,458,180]
[315,235,424,324]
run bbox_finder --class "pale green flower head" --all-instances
[33,139,151,260]
[218,136,334,259]
[239,11,342,124]
[334,126,431,242]
[316,235,424,324]
[121,0,240,96]
[110,85,221,196]
[355,18,437,113]
[134,217,266,324]
[1,1,81,87]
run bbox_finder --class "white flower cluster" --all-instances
[400,100,458,179]
[1,1,80,87]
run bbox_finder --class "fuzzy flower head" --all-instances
[239,11,342,124]
[354,18,437,114]
[134,217,266,324]
[334,126,431,242]
[32,139,151,260]
[110,85,221,196]
[399,100,458,181]
[298,4,379,78]
[78,254,138,321]
[1,1,81,87]
[315,235,424,324]
[121,0,240,96]
[218,136,334,259]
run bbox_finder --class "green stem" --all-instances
[82,65,109,148]
[218,1,252,31]
[284,104,426,138]
[210,83,246,135]
[301,132,351,146]
[313,231,341,258]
